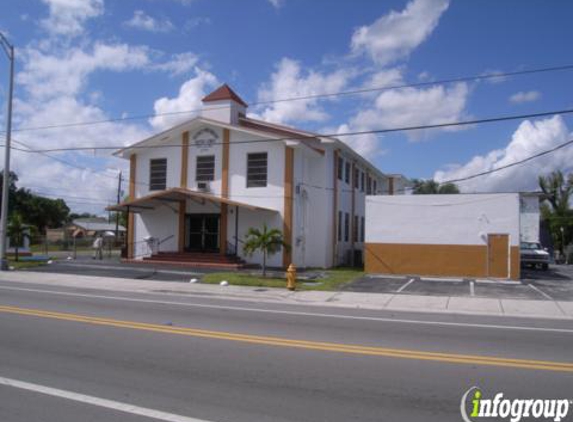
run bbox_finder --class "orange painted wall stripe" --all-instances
[283,147,294,267]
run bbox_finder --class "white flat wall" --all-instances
[520,195,540,243]
[366,194,520,246]
[133,206,179,258]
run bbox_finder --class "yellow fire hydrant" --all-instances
[286,263,297,291]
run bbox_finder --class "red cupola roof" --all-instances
[202,84,248,107]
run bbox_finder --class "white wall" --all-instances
[520,195,540,243]
[133,206,179,259]
[366,194,520,247]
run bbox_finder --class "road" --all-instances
[0,278,571,421]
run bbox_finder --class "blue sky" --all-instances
[0,0,573,213]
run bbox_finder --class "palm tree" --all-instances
[412,179,460,194]
[7,213,30,262]
[243,224,289,277]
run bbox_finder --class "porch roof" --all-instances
[106,187,278,213]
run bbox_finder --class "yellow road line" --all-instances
[1,305,572,373]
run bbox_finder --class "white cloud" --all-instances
[40,0,104,37]
[256,58,350,125]
[153,52,199,76]
[351,82,470,141]
[124,10,174,33]
[18,43,150,100]
[150,67,219,130]
[184,17,211,30]
[509,90,541,104]
[434,116,572,192]
[268,0,284,9]
[350,0,450,66]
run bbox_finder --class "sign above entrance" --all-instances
[192,128,219,152]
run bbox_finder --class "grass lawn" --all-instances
[8,259,49,269]
[201,267,363,291]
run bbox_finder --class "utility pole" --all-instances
[0,32,14,271]
[115,170,122,238]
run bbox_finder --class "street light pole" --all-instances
[0,32,14,271]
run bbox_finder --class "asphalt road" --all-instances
[0,278,572,422]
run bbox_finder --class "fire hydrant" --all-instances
[286,263,297,291]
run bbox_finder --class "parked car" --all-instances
[520,242,550,270]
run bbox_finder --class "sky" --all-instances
[0,0,572,214]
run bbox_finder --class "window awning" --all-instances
[106,187,278,213]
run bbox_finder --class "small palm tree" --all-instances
[7,214,30,262]
[243,224,289,277]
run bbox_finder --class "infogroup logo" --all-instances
[460,387,571,422]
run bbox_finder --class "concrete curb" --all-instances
[0,272,571,320]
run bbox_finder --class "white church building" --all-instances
[110,84,405,269]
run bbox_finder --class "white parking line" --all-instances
[0,284,572,333]
[0,376,214,422]
[528,284,554,300]
[396,278,416,293]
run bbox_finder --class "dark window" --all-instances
[196,155,215,182]
[344,162,350,184]
[367,176,372,195]
[354,168,359,189]
[149,158,167,191]
[344,213,349,242]
[247,152,268,188]
[361,217,365,242]
[360,172,365,192]
[337,157,343,180]
[373,180,377,194]
[337,211,342,242]
[353,215,359,242]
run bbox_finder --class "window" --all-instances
[196,155,215,182]
[354,168,359,189]
[367,176,372,195]
[337,211,342,242]
[360,172,365,192]
[353,215,359,242]
[361,217,365,242]
[344,213,349,242]
[337,157,343,180]
[373,180,377,194]
[344,162,350,184]
[247,152,268,188]
[149,158,167,191]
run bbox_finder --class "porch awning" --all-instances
[106,187,278,213]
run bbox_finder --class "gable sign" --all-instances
[192,128,219,152]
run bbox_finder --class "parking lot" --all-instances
[344,265,573,301]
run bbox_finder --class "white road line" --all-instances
[0,284,572,334]
[469,281,475,297]
[528,284,554,300]
[396,278,415,293]
[0,376,214,422]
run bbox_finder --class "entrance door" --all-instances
[487,234,509,278]
[185,214,220,252]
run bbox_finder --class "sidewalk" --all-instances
[1,271,572,320]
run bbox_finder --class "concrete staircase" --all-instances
[135,251,246,269]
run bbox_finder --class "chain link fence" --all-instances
[30,235,123,259]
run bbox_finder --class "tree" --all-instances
[538,170,573,257]
[7,213,31,262]
[412,179,460,194]
[243,224,289,277]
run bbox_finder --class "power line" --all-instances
[6,63,573,134]
[440,138,573,184]
[14,107,573,153]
